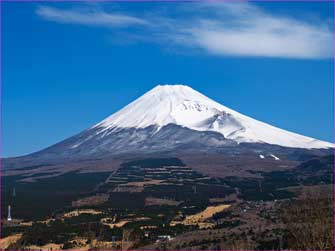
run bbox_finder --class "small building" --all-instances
[156,235,172,242]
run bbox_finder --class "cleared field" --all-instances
[63,209,103,218]
[145,197,181,206]
[183,204,231,224]
[122,179,163,187]
[26,243,62,251]
[101,219,130,228]
[0,234,22,249]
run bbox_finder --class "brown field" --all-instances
[0,234,22,249]
[183,204,231,224]
[71,194,109,207]
[101,216,151,229]
[63,209,103,218]
[113,186,144,193]
[145,197,182,206]
[170,204,231,229]
[122,179,163,187]
[101,219,130,228]
[26,243,63,250]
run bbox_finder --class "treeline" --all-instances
[280,188,334,250]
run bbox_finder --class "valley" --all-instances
[1,156,333,250]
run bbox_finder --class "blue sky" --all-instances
[2,1,334,157]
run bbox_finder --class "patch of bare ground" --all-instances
[26,243,63,250]
[37,218,55,224]
[112,179,163,193]
[71,194,109,207]
[0,234,22,249]
[113,186,144,192]
[123,179,163,187]
[63,209,103,218]
[66,237,90,250]
[170,204,231,229]
[101,216,151,229]
[145,197,182,206]
[98,240,132,250]
[102,219,130,228]
[184,204,231,224]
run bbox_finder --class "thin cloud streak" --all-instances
[36,3,333,59]
[36,6,148,27]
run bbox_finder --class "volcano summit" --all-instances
[93,84,332,149]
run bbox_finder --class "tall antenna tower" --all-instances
[7,205,12,221]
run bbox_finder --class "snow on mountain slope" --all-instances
[92,84,333,149]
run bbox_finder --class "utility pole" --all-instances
[258,180,263,193]
[192,185,197,194]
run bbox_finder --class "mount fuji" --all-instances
[4,85,333,168]
[92,84,332,149]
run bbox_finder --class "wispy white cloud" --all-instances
[36,3,333,59]
[36,6,148,27]
[177,4,333,59]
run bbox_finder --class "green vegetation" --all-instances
[2,172,110,220]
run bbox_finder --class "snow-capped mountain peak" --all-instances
[93,84,333,149]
